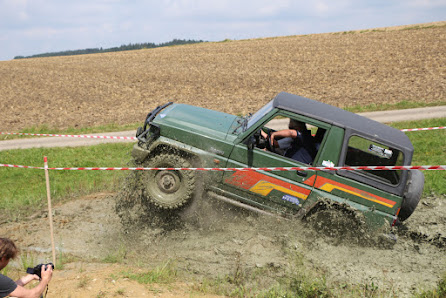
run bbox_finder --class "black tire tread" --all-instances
[143,153,195,209]
[399,170,424,222]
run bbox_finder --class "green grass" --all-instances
[102,243,128,264]
[0,142,134,220]
[0,122,139,140]
[402,24,446,31]
[0,117,444,222]
[195,252,394,297]
[345,100,446,113]
[389,118,446,195]
[120,260,177,284]
[417,272,446,298]
[19,252,37,271]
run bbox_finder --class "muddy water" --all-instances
[1,192,444,296]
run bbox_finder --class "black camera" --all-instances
[26,263,54,279]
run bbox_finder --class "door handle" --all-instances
[296,171,308,177]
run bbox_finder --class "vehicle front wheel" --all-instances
[142,153,196,209]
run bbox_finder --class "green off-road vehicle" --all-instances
[132,92,424,230]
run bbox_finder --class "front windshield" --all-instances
[246,100,274,129]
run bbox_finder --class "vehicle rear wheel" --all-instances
[143,153,196,209]
[303,201,368,242]
[399,170,424,222]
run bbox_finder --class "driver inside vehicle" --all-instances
[260,119,317,164]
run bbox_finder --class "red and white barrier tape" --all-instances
[1,164,444,171]
[0,126,445,141]
[0,164,40,169]
[400,126,446,132]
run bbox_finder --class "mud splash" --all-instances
[114,178,446,296]
[0,189,444,296]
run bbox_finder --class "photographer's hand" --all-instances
[40,264,53,283]
[15,274,40,286]
[9,265,53,298]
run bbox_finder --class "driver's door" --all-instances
[220,114,318,215]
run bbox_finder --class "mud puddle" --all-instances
[1,192,444,296]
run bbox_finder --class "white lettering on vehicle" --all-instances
[282,195,300,205]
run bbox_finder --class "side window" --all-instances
[255,116,326,165]
[345,136,404,185]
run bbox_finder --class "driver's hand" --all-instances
[270,132,276,147]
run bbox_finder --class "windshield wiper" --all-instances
[242,113,252,132]
[232,113,252,134]
[232,118,244,134]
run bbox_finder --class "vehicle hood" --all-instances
[154,103,238,140]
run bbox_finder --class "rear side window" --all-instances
[345,136,404,185]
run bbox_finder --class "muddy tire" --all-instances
[303,201,369,243]
[399,170,424,222]
[142,153,196,209]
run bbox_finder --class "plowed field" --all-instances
[0,22,445,132]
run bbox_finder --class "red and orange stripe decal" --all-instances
[225,171,311,200]
[313,176,396,208]
[225,171,396,209]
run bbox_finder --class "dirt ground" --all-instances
[0,22,445,133]
[0,188,444,297]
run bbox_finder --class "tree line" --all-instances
[14,39,205,59]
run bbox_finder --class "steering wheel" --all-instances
[258,129,275,153]
[256,128,276,153]
[267,131,276,153]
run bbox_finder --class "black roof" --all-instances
[273,92,414,152]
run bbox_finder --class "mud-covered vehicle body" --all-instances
[132,92,424,229]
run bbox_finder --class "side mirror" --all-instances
[247,129,262,150]
[136,127,143,137]
[247,135,256,150]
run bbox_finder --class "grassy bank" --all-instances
[1,100,445,142]
[345,100,446,113]
[0,118,444,220]
[0,122,139,141]
[0,143,133,220]
[389,117,446,195]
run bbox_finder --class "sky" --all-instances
[0,0,445,61]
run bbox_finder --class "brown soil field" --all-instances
[0,22,445,132]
